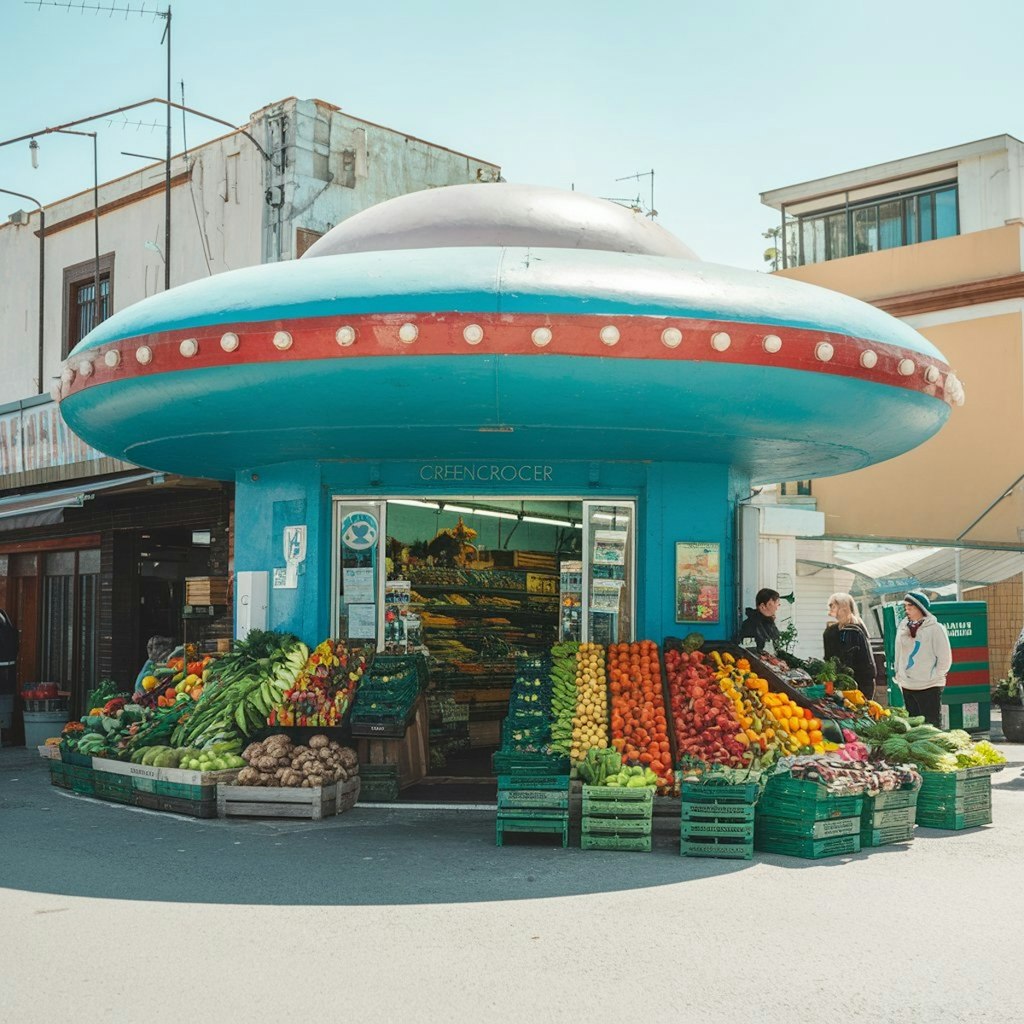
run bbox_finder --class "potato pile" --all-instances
[235,733,359,788]
[570,642,609,762]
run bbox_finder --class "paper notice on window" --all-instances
[593,529,627,566]
[591,578,624,613]
[343,567,375,604]
[347,603,377,639]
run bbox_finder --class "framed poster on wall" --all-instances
[675,542,720,623]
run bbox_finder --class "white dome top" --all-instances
[302,182,698,260]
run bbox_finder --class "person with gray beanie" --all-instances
[893,591,951,727]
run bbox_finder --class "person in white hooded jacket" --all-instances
[894,590,952,727]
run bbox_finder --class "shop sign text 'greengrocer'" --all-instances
[419,463,554,482]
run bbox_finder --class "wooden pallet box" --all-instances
[217,776,361,819]
[354,694,428,789]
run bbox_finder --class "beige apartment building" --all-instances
[760,135,1024,674]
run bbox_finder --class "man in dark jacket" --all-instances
[737,589,781,654]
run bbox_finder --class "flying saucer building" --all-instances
[58,184,962,648]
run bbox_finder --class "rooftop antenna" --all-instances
[28,1,173,290]
[615,169,657,219]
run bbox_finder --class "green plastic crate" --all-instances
[497,803,569,821]
[132,790,217,818]
[917,792,992,816]
[66,764,95,795]
[863,788,919,811]
[765,776,865,809]
[496,817,568,847]
[754,832,861,859]
[680,835,753,860]
[681,819,755,839]
[860,825,915,847]
[582,796,655,819]
[681,802,756,824]
[582,816,652,836]
[680,779,760,804]
[862,805,917,830]
[48,761,70,789]
[492,752,569,775]
[582,784,654,803]
[581,833,652,852]
[497,773,569,792]
[919,771,994,796]
[758,792,863,821]
[94,770,134,805]
[132,776,210,801]
[756,814,861,841]
[497,789,569,810]
[916,806,993,830]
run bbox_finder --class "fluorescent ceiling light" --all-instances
[389,499,441,510]
[522,515,576,528]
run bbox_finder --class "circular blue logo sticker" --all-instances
[341,511,379,551]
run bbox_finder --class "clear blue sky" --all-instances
[3,0,1024,270]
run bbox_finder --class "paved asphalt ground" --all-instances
[3,738,1024,1024]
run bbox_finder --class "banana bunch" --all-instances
[548,642,579,755]
[173,640,309,750]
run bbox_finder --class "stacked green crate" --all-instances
[360,764,401,802]
[916,767,994,830]
[755,776,864,859]
[495,771,570,847]
[860,787,919,847]
[492,656,558,775]
[581,784,653,852]
[680,780,758,860]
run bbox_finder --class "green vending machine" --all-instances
[882,600,991,733]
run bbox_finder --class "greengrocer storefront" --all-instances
[57,183,966,796]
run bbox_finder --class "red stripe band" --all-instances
[59,312,955,405]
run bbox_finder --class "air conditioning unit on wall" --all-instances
[8,210,29,225]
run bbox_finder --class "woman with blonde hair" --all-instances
[823,592,876,699]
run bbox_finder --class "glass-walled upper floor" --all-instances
[784,181,959,267]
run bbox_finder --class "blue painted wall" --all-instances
[233,458,749,648]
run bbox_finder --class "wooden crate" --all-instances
[216,777,360,819]
[355,694,428,789]
[185,576,230,605]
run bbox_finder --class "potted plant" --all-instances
[992,675,1024,743]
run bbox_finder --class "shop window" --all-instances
[63,253,114,357]
[584,502,635,644]
[780,480,812,497]
[40,549,99,693]
[790,183,958,265]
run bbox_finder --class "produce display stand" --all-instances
[916,766,998,830]
[217,777,360,819]
[755,776,864,859]
[580,784,653,852]
[353,693,429,799]
[496,771,570,847]
[679,779,759,860]
[350,654,428,738]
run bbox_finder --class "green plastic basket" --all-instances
[132,790,217,818]
[916,806,993,830]
[492,752,569,775]
[66,764,95,795]
[681,802,756,824]
[582,796,655,819]
[680,819,755,839]
[497,773,569,792]
[132,776,210,801]
[582,816,652,836]
[756,813,861,841]
[48,761,70,789]
[496,817,569,847]
[765,776,865,810]
[94,770,135,805]
[680,835,754,860]
[680,779,759,804]
[497,789,569,810]
[581,833,652,852]
[754,832,862,859]
[582,784,654,803]
[757,792,863,821]
[862,805,917,830]
[860,825,916,847]
[863,788,919,811]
